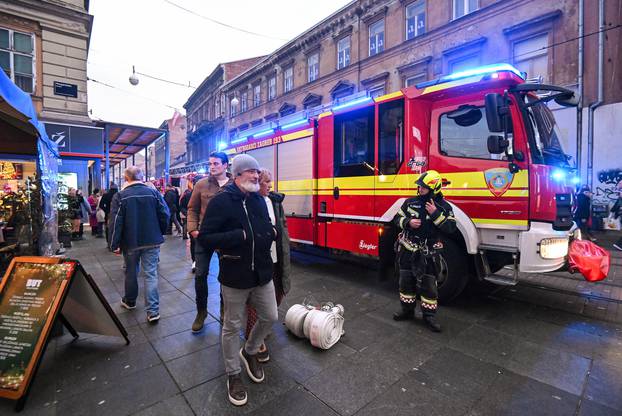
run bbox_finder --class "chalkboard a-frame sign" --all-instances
[0,257,129,411]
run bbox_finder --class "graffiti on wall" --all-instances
[595,169,622,203]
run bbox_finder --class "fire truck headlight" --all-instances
[539,237,569,259]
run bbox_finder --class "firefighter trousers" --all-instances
[398,249,439,316]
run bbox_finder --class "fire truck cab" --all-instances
[224,64,579,301]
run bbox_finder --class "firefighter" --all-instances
[392,170,457,332]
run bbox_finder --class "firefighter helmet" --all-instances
[416,170,443,195]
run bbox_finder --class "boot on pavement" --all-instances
[393,301,415,321]
[192,309,208,333]
[423,315,442,332]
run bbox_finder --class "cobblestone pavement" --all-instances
[1,230,621,415]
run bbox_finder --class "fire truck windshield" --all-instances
[524,97,571,167]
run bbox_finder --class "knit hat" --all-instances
[231,154,260,177]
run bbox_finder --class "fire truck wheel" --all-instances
[436,237,469,303]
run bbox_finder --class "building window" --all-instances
[453,0,479,19]
[268,75,276,100]
[404,73,425,87]
[240,90,248,112]
[283,66,293,93]
[230,96,238,116]
[253,84,261,107]
[0,27,34,93]
[406,1,425,40]
[449,55,480,73]
[337,36,351,69]
[513,33,548,81]
[368,85,385,98]
[307,53,319,83]
[369,20,385,57]
[220,95,225,116]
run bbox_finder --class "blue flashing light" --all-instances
[231,136,248,144]
[217,141,227,150]
[332,96,373,112]
[552,169,566,181]
[444,63,524,82]
[280,119,309,131]
[197,167,206,174]
[571,176,581,184]
[253,129,274,139]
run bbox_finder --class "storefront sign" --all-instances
[53,82,78,98]
[0,257,128,407]
[44,123,104,157]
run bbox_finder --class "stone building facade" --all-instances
[184,57,264,164]
[0,0,92,124]
[184,0,621,194]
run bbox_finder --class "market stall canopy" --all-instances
[0,70,58,157]
[96,121,166,166]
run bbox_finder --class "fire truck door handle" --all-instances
[333,187,340,200]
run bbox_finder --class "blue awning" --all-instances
[0,69,59,158]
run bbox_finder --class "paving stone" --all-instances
[467,370,580,416]
[165,343,225,391]
[355,370,469,416]
[139,310,214,341]
[585,360,622,411]
[183,364,297,415]
[410,347,502,406]
[152,323,221,361]
[505,340,591,396]
[578,399,621,416]
[132,394,195,416]
[249,385,339,416]
[56,364,179,416]
[448,324,518,367]
[157,290,196,318]
[338,312,401,351]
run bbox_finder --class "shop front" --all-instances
[0,70,59,269]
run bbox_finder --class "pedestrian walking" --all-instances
[99,182,118,245]
[164,184,183,235]
[67,188,83,241]
[179,180,193,241]
[88,189,100,236]
[392,170,457,332]
[613,179,622,251]
[245,168,290,362]
[109,166,170,323]
[574,185,596,242]
[198,154,278,407]
[187,151,232,332]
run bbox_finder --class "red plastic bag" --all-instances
[568,239,610,282]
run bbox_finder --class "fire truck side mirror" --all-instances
[484,93,506,133]
[487,135,508,154]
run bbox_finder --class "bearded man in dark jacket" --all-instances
[198,154,277,407]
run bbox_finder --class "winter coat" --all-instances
[268,192,291,295]
[187,174,233,233]
[164,189,180,213]
[198,183,276,289]
[574,192,591,220]
[87,195,99,227]
[393,192,457,251]
[78,195,91,221]
[179,189,192,217]
[99,188,118,217]
[109,182,170,252]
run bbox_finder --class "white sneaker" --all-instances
[192,261,196,273]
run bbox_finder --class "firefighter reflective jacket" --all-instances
[393,192,457,251]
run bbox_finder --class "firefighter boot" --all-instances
[423,315,441,332]
[393,301,415,321]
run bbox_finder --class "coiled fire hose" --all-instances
[285,303,345,350]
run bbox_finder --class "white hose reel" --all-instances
[285,303,345,350]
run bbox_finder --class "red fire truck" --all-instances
[223,64,580,301]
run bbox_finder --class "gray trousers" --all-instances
[221,279,278,375]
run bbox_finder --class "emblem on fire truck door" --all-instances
[483,168,514,197]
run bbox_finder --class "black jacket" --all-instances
[179,189,192,216]
[574,192,591,220]
[99,188,118,216]
[393,192,457,251]
[198,183,276,289]
[109,182,170,252]
[164,189,179,213]
[268,192,291,294]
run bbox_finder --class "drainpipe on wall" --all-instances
[587,0,605,190]
[576,0,584,176]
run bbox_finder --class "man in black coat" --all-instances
[164,184,182,235]
[99,182,118,245]
[574,185,596,241]
[198,154,277,407]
